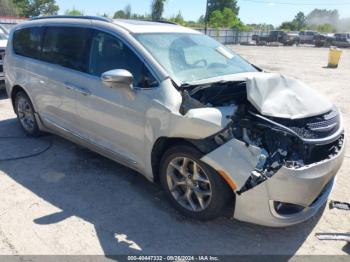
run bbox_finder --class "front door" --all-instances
[75,30,158,167]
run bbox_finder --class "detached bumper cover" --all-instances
[202,136,346,227]
[235,137,345,227]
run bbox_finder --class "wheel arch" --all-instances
[151,137,202,183]
[152,137,236,218]
[11,85,32,113]
[151,136,236,192]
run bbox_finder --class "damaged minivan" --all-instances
[5,16,345,227]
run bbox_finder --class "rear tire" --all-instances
[159,145,232,221]
[14,91,41,137]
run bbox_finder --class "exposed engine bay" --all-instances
[179,75,344,194]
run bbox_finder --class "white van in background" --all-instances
[0,30,8,87]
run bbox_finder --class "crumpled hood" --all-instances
[246,73,333,119]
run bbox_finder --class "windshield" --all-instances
[135,33,257,83]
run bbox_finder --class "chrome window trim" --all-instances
[10,23,163,89]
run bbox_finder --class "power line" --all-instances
[241,0,350,6]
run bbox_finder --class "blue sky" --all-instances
[55,0,350,26]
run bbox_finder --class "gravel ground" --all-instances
[0,46,349,256]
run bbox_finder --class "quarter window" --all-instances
[88,31,157,88]
[41,27,91,72]
[13,27,43,59]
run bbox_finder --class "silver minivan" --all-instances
[4,16,345,227]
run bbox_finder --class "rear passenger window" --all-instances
[13,27,43,59]
[41,27,91,72]
[88,31,158,88]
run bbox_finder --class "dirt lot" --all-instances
[0,46,349,256]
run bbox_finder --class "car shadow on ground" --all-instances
[343,243,350,254]
[0,117,324,256]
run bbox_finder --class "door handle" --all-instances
[76,87,91,96]
[64,82,76,91]
[64,82,91,96]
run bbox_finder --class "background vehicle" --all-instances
[314,33,334,47]
[284,31,300,45]
[0,25,9,36]
[332,33,350,48]
[0,32,8,87]
[253,30,299,46]
[4,16,345,227]
[299,30,318,44]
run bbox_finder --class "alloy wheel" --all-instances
[166,157,212,212]
[17,96,36,133]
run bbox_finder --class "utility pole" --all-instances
[204,0,209,35]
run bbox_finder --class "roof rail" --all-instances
[29,15,113,23]
[113,18,177,25]
[146,20,177,25]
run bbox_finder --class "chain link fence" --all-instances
[0,17,27,31]
[196,28,271,45]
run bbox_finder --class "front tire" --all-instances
[14,91,41,136]
[159,145,232,221]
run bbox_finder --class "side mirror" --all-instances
[101,69,134,89]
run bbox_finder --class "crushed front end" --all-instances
[180,73,345,227]
[206,106,345,227]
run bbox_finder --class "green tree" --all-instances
[13,0,59,17]
[222,7,242,28]
[113,10,126,19]
[209,8,244,29]
[279,21,298,31]
[221,7,235,27]
[131,13,151,20]
[306,9,339,28]
[280,9,340,32]
[294,12,306,30]
[279,11,307,31]
[198,15,205,25]
[209,10,224,29]
[65,8,84,16]
[186,20,203,27]
[207,0,239,20]
[113,5,133,19]
[151,0,166,21]
[169,11,185,25]
[247,23,274,31]
[0,0,18,16]
[124,4,131,19]
[316,24,336,33]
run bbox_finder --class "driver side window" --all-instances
[88,30,158,88]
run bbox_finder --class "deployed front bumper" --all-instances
[202,137,346,227]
